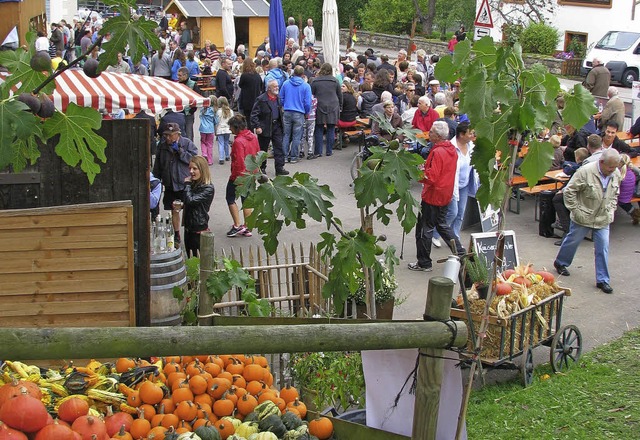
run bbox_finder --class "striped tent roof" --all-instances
[1,69,210,114]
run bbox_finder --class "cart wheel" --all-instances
[521,347,534,387]
[550,324,582,373]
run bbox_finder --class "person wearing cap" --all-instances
[412,95,439,132]
[583,57,610,98]
[153,122,198,244]
[426,79,440,106]
[371,100,402,141]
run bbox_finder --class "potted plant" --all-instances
[346,266,399,319]
[289,351,365,414]
[466,253,490,299]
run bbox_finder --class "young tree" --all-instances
[489,0,556,26]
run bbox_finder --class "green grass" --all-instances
[466,329,640,439]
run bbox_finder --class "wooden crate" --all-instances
[0,201,136,328]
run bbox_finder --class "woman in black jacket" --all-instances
[311,63,343,157]
[182,155,215,257]
[338,81,359,129]
[237,58,263,119]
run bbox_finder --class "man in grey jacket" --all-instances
[553,149,622,293]
[584,58,610,98]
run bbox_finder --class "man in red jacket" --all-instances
[409,121,465,271]
[226,114,261,238]
[411,95,439,132]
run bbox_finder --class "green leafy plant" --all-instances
[289,351,365,413]
[465,252,489,286]
[348,264,399,306]
[0,0,160,182]
[436,37,596,210]
[173,256,270,325]
[519,22,560,56]
[566,38,587,59]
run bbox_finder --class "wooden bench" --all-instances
[336,128,371,150]
[508,175,554,214]
[519,183,559,221]
[199,86,216,97]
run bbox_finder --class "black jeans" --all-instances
[415,201,465,268]
[258,123,285,172]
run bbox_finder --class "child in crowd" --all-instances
[216,97,233,165]
[201,58,212,75]
[549,134,564,171]
[617,154,640,225]
[181,156,215,257]
[199,96,218,165]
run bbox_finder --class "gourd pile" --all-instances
[0,356,335,440]
[461,264,565,319]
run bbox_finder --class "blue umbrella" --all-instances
[269,0,286,57]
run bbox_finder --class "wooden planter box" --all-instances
[561,58,584,76]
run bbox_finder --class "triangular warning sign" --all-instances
[474,0,494,28]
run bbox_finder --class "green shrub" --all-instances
[566,38,587,59]
[520,22,560,56]
[501,23,524,47]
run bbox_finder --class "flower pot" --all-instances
[354,299,394,319]
[476,284,489,300]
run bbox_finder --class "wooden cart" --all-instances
[450,290,582,386]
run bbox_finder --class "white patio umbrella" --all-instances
[322,0,340,71]
[221,0,236,50]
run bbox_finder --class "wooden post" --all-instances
[412,276,455,440]
[407,18,418,59]
[0,320,467,360]
[197,232,215,326]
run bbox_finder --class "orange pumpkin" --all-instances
[309,416,334,440]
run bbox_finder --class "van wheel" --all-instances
[621,69,638,88]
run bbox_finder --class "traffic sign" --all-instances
[474,27,491,41]
[474,0,494,28]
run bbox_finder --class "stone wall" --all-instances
[339,29,566,75]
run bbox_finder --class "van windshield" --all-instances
[594,31,640,51]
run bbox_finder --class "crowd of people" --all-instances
[35,12,640,281]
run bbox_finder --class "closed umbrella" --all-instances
[268,0,286,57]
[221,0,236,50]
[322,0,340,71]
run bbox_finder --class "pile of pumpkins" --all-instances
[0,355,335,440]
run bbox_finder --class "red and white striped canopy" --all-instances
[1,70,210,114]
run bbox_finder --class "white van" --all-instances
[581,31,640,88]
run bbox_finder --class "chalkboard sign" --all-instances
[470,230,519,272]
[479,203,500,232]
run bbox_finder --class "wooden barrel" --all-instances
[150,249,187,326]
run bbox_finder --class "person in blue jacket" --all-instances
[280,65,312,163]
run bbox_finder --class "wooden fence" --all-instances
[213,243,331,317]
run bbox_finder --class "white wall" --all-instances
[49,0,78,24]
[477,0,638,51]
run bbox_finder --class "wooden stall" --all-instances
[0,201,136,328]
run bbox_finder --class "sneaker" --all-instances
[307,154,317,160]
[432,237,442,248]
[276,169,290,176]
[239,225,252,237]
[299,151,305,158]
[219,160,225,165]
[226,225,246,237]
[290,158,299,164]
[225,156,230,161]
[408,262,432,272]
